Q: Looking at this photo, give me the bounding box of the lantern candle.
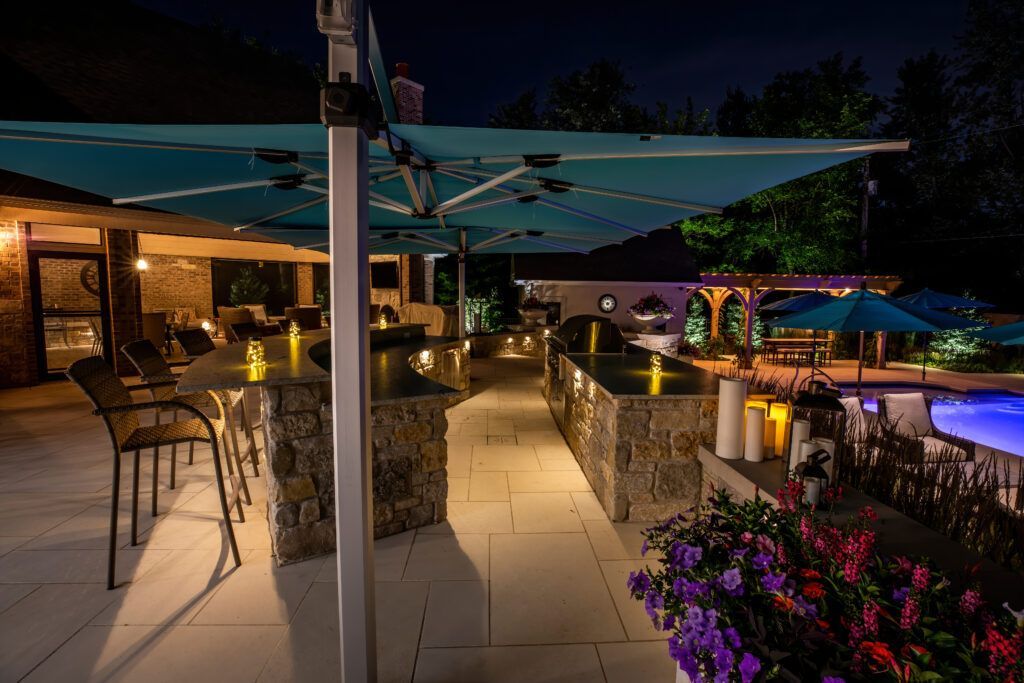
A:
[378,314,388,329]
[246,336,266,368]
[649,353,662,375]
[289,320,301,338]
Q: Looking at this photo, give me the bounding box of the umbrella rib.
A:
[398,165,427,214]
[423,172,447,229]
[111,176,319,205]
[429,164,531,216]
[469,230,521,252]
[369,199,414,215]
[368,191,414,215]
[433,190,549,217]
[435,167,646,237]
[401,231,457,252]
[458,166,722,214]
[521,235,589,254]
[234,195,327,230]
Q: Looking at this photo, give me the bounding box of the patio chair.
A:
[66,356,242,589]
[173,328,216,359]
[877,392,975,463]
[284,305,322,330]
[217,306,281,343]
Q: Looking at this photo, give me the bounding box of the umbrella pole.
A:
[921,332,928,382]
[857,330,865,396]
[810,329,817,381]
[458,230,467,338]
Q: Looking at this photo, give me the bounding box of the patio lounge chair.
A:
[173,328,216,359]
[66,356,243,589]
[217,306,282,343]
[284,305,323,330]
[877,392,975,463]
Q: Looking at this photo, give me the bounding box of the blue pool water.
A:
[840,385,1024,457]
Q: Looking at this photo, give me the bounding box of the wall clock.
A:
[597,293,617,313]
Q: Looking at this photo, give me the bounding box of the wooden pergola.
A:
[683,272,903,368]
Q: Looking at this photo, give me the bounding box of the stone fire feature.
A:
[552,356,717,521]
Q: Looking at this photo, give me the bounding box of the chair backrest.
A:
[217,306,255,327]
[242,304,269,325]
[880,392,932,437]
[838,396,865,437]
[66,356,138,450]
[120,339,173,381]
[226,322,262,344]
[380,304,396,322]
[141,311,166,349]
[174,328,217,358]
[284,306,322,330]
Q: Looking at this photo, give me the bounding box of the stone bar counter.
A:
[177,324,469,564]
[545,350,718,521]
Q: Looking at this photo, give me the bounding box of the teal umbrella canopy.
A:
[976,321,1024,346]
[760,291,834,314]
[0,121,907,255]
[768,290,983,333]
[898,287,993,310]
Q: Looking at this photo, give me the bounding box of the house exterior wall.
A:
[528,282,698,334]
[0,221,36,387]
[296,263,314,305]
[37,257,102,310]
[138,254,212,318]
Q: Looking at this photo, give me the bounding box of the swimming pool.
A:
[838,384,1024,457]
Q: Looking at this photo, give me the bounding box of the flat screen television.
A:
[370,261,399,289]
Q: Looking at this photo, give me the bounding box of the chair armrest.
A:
[931,429,976,461]
[126,380,178,392]
[97,392,225,425]
[140,373,178,384]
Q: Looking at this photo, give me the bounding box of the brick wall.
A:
[296,263,313,305]
[139,254,212,318]
[0,221,36,387]
[37,257,103,311]
[105,229,143,375]
[390,75,424,124]
[369,254,401,310]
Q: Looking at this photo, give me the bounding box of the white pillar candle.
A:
[763,417,777,459]
[813,437,836,480]
[715,377,746,460]
[798,439,819,466]
[744,407,766,463]
[789,419,811,464]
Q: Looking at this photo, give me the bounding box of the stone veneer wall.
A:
[557,357,717,521]
[260,341,469,564]
[0,221,36,387]
[139,254,212,318]
[469,330,552,359]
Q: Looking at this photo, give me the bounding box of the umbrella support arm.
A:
[458,229,467,338]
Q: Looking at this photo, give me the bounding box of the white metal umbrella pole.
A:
[458,228,467,338]
[318,1,376,680]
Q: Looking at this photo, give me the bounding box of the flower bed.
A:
[628,484,1024,682]
[628,292,676,318]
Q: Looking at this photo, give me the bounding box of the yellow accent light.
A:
[378,314,388,329]
[135,258,148,271]
[650,353,662,375]
[246,337,266,369]
[289,320,301,338]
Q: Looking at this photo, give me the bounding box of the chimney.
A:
[390,62,424,124]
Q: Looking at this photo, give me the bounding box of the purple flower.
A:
[723,626,742,648]
[627,570,651,595]
[752,552,773,571]
[640,539,649,556]
[645,590,665,625]
[674,543,703,569]
[719,567,744,597]
[761,572,786,593]
[739,652,762,683]
[793,595,819,619]
[713,644,734,673]
[673,577,708,603]
[822,678,846,683]
[730,547,750,559]
[892,586,910,603]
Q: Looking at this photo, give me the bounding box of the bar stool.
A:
[66,356,243,589]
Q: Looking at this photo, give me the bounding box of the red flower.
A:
[773,595,795,612]
[802,582,826,599]
[859,641,898,672]
[859,506,878,522]
[799,569,821,580]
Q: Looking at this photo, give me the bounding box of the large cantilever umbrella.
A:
[0,121,907,333]
[760,291,834,380]
[976,321,1024,346]
[768,289,983,395]
[898,288,993,380]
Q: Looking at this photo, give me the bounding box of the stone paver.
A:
[0,357,673,682]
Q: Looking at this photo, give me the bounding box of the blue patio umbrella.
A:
[897,288,993,379]
[760,292,835,379]
[976,321,1024,346]
[768,289,983,395]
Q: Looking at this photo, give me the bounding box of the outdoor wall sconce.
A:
[650,353,662,375]
[246,336,266,369]
[378,314,388,329]
[135,258,148,271]
[289,320,301,338]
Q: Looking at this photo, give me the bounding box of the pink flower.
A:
[740,532,753,545]
[862,601,879,636]
[900,597,921,630]
[911,564,930,592]
[960,589,983,617]
[755,534,776,556]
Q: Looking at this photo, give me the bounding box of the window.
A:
[370,261,399,289]
[211,259,296,316]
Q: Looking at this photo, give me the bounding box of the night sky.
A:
[138,0,967,127]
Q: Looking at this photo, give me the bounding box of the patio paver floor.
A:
[0,356,673,682]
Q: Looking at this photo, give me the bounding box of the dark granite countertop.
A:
[697,446,1024,607]
[565,352,719,398]
[177,329,462,406]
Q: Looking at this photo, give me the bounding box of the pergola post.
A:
[875,331,888,369]
[320,2,377,680]
[699,287,732,340]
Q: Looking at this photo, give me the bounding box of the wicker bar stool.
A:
[173,329,261,482]
[66,356,243,589]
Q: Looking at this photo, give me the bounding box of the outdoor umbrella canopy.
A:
[0,121,908,256]
[898,287,993,310]
[760,291,835,380]
[976,321,1024,346]
[768,289,984,394]
[897,288,992,379]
